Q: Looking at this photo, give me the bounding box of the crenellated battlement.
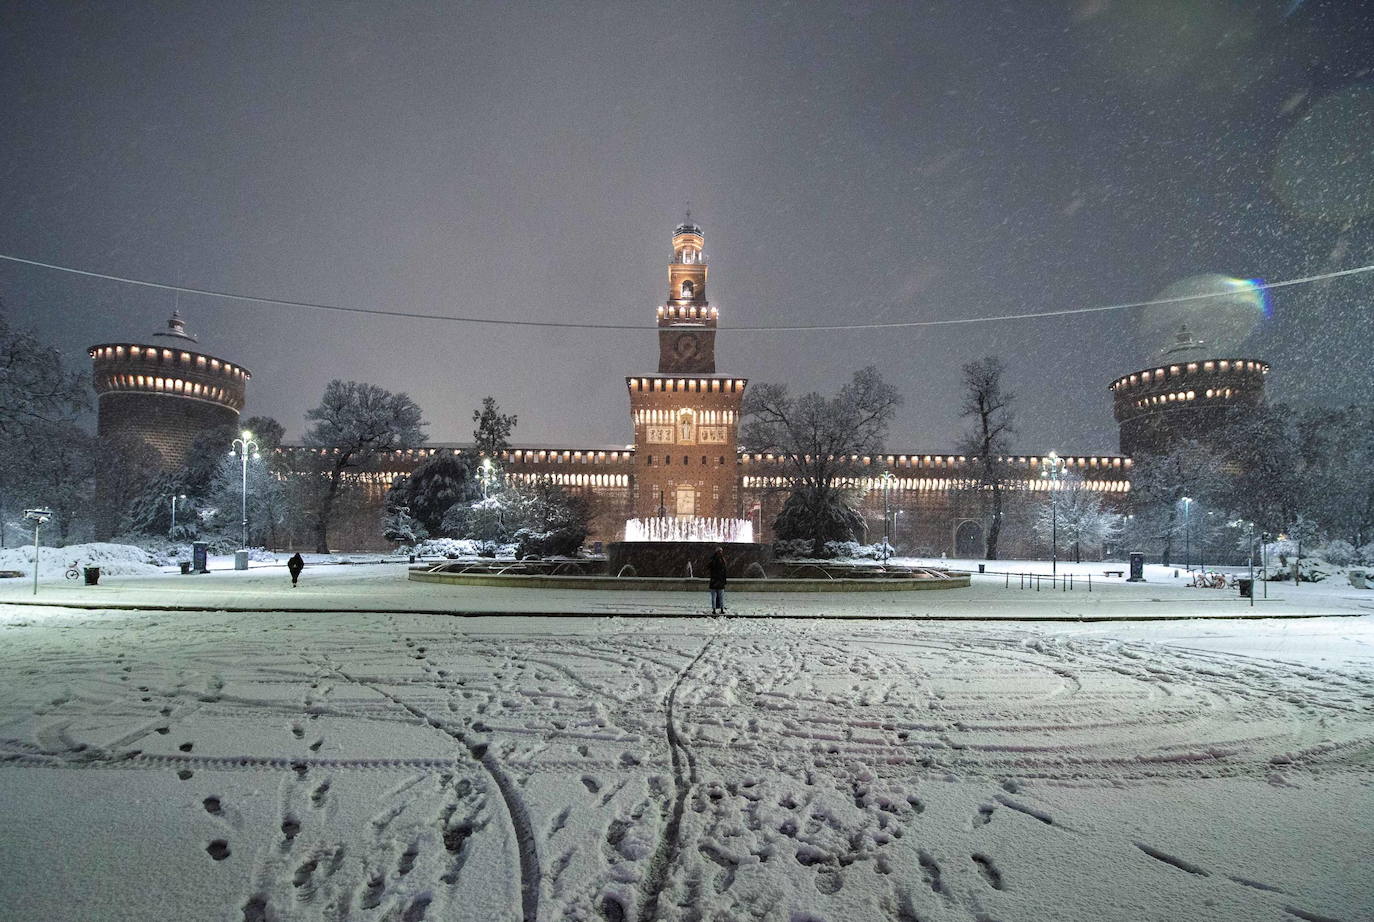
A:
[89,343,250,411]
[1109,356,1268,456]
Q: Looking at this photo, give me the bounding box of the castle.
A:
[91,221,1269,555]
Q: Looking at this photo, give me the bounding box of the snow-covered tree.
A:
[302,380,427,553]
[206,450,290,547]
[382,503,426,546]
[0,308,87,444]
[0,309,89,544]
[1,419,97,542]
[441,479,589,556]
[1127,440,1224,566]
[1031,473,1122,563]
[957,356,1015,560]
[742,366,901,557]
[385,454,480,537]
[772,488,865,553]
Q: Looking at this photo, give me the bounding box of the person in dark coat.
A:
[707,547,728,614]
[287,552,304,587]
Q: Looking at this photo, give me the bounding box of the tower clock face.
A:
[674,333,701,361]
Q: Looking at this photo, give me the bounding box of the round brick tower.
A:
[1109,325,1267,458]
[89,312,250,469]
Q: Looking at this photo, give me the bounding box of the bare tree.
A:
[303,381,427,553]
[958,356,1015,559]
[742,366,902,556]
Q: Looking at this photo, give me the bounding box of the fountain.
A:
[608,516,771,579]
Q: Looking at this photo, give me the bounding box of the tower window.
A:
[701,456,707,465]
[680,280,694,299]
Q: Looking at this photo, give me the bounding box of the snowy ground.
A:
[0,569,1371,921]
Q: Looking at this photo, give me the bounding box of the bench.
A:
[1103,570,1124,578]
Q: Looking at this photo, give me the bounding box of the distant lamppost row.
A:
[23,508,52,597]
[880,470,895,564]
[1040,451,1065,575]
[230,431,260,549]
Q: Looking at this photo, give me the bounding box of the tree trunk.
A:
[314,473,341,554]
[984,487,1002,560]
[1160,504,1177,567]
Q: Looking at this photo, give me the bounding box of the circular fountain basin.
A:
[607,540,772,579]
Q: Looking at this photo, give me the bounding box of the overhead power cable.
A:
[2,251,1371,333]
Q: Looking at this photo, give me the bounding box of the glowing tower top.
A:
[656,215,718,374]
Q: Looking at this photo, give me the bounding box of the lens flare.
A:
[1135,273,1267,357]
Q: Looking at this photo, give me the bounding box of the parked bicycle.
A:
[64,560,80,581]
[1189,570,1228,589]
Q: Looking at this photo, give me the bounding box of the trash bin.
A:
[978,564,985,573]
[179,561,191,575]
[234,550,249,571]
[1237,578,1253,598]
[1349,569,1367,589]
[83,566,100,585]
[408,554,416,564]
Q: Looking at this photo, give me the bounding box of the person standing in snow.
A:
[707,546,728,615]
[287,552,304,587]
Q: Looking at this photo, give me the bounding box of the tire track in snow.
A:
[317,658,542,922]
[638,636,715,922]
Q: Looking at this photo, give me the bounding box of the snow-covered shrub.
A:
[514,525,586,559]
[1263,539,1298,565]
[1318,540,1357,567]
[382,504,427,546]
[1360,543,1374,566]
[1264,558,1327,582]
[0,542,164,579]
[411,537,482,558]
[772,539,815,560]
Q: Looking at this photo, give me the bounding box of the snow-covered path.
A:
[0,605,1370,921]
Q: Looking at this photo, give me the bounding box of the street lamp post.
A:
[1181,496,1193,572]
[168,493,187,536]
[479,458,496,499]
[229,431,260,549]
[880,471,895,564]
[1040,452,1064,575]
[1247,521,1256,608]
[23,508,51,597]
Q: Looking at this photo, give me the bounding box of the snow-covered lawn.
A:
[0,574,1370,921]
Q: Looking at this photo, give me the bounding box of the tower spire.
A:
[657,220,715,373]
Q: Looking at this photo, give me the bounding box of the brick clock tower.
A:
[627,219,747,522]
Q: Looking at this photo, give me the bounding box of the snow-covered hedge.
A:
[772,539,895,561]
[1316,540,1358,567]
[409,537,483,558]
[0,542,164,579]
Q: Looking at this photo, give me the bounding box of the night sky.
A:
[4,1,1373,454]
